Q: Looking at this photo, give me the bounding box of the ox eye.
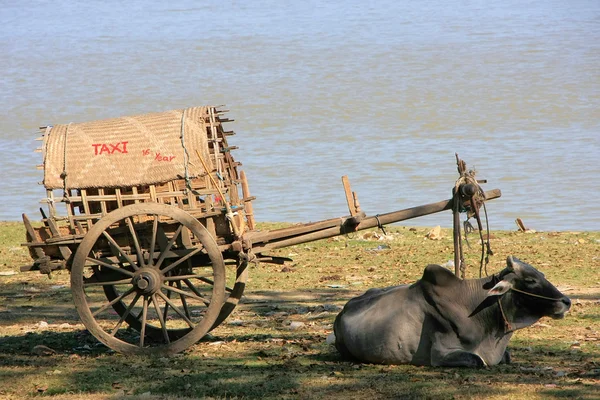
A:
[524,278,536,284]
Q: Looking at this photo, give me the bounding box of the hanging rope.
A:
[180,108,203,196]
[480,201,493,276]
[61,123,72,202]
[452,154,494,278]
[180,108,195,195]
[452,187,465,278]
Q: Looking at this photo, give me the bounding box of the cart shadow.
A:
[0,279,79,325]
[0,329,109,357]
[237,287,360,316]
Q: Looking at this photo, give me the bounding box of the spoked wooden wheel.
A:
[70,203,226,355]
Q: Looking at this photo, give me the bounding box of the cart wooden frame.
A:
[21,106,501,355]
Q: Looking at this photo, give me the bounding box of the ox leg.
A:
[334,341,359,361]
[500,349,511,364]
[432,349,486,368]
[430,332,486,367]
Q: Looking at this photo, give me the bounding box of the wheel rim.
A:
[211,259,249,331]
[70,203,226,355]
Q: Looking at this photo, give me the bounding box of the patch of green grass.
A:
[0,222,32,270]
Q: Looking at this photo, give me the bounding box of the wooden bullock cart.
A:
[21,106,501,355]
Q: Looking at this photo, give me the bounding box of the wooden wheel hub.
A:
[133,268,162,294]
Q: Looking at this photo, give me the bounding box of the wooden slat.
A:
[45,234,85,244]
[46,190,57,219]
[75,220,86,235]
[43,216,73,260]
[98,188,108,215]
[342,175,360,216]
[69,213,104,221]
[80,189,93,230]
[166,182,175,205]
[115,188,123,208]
[65,192,152,203]
[149,184,158,203]
[240,170,255,230]
[64,190,77,232]
[22,213,45,259]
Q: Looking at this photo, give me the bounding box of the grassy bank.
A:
[0,221,598,399]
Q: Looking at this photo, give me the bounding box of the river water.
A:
[1,1,599,231]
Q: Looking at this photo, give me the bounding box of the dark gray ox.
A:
[332,256,570,367]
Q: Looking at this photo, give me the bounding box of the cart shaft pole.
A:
[250,189,501,253]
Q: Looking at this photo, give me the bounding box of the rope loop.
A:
[239,250,257,264]
[497,286,564,333]
[510,286,564,302]
[374,214,387,236]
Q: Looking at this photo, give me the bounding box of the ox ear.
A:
[487,280,513,297]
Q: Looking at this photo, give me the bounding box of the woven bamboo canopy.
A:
[42,106,216,190]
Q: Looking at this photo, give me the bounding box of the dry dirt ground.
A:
[0,222,598,399]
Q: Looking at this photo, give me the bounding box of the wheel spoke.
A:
[176,280,191,319]
[103,230,140,271]
[163,282,210,306]
[160,247,203,275]
[111,292,141,336]
[192,275,233,292]
[139,296,149,348]
[183,278,212,301]
[126,217,145,268]
[151,294,170,344]
[148,215,158,266]
[92,287,136,318]
[84,278,132,287]
[154,225,183,270]
[156,291,195,328]
[86,257,135,277]
[164,274,213,281]
[163,281,173,322]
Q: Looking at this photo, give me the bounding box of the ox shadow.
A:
[2,343,596,399]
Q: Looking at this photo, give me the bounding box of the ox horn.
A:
[506,255,515,271]
[506,255,524,273]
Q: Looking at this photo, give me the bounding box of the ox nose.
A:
[561,297,571,309]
